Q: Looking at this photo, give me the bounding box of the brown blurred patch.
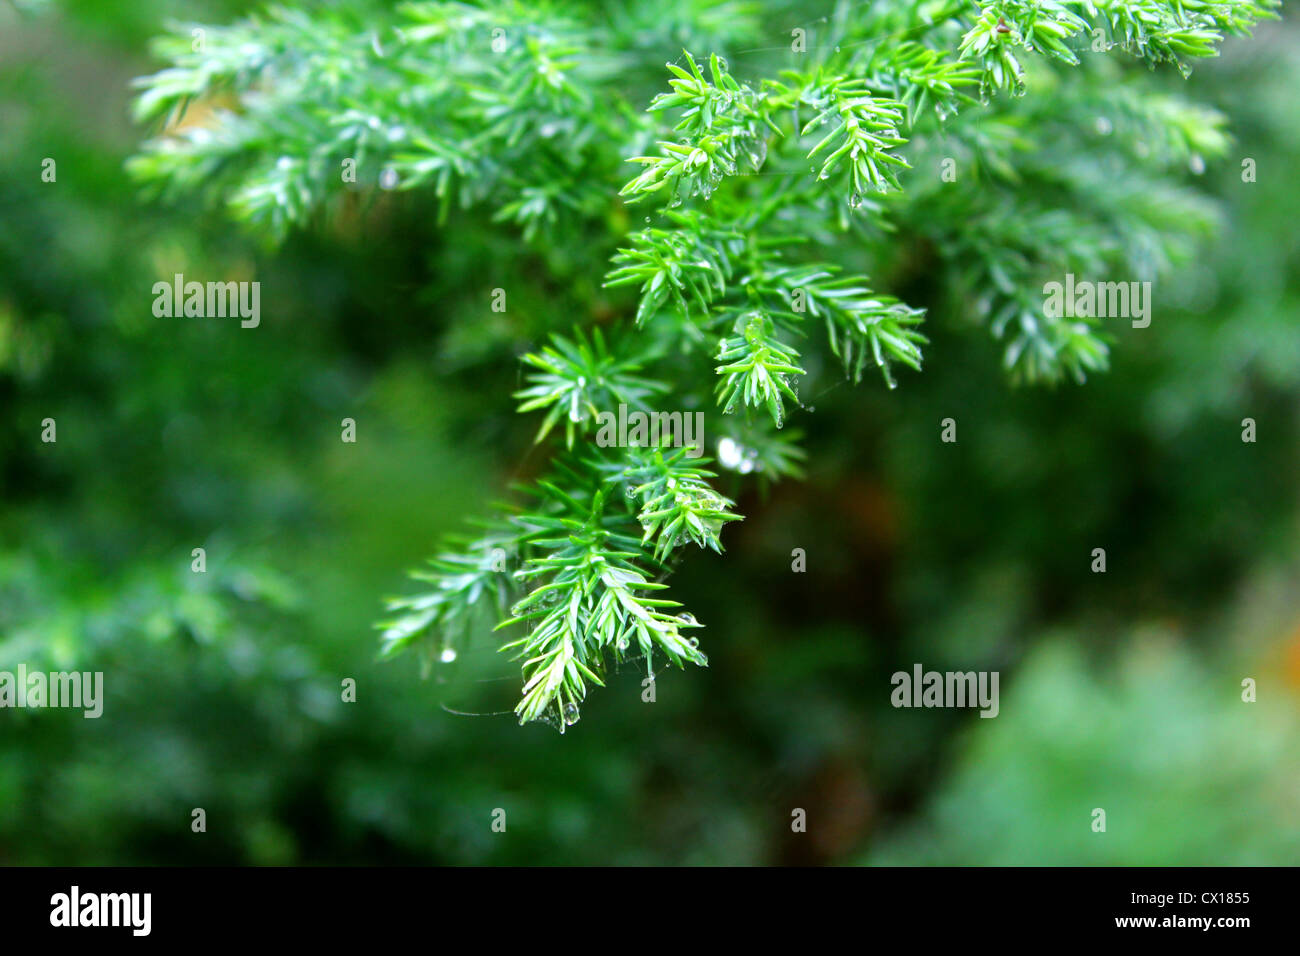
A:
[1281,618,1300,690]
[841,475,900,553]
[775,757,874,866]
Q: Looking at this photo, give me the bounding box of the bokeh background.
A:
[1,0,1298,865]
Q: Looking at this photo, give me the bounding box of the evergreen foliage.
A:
[129,0,1281,728]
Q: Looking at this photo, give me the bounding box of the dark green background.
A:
[1,0,1297,864]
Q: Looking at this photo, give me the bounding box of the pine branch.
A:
[598,445,743,559]
[127,0,1283,729]
[715,310,806,428]
[497,485,706,728]
[514,328,667,448]
[619,50,782,205]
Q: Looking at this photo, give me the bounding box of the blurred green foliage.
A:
[0,0,1297,864]
[869,634,1300,865]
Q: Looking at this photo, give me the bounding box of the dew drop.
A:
[562,701,580,726]
[439,647,457,663]
[717,436,743,470]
